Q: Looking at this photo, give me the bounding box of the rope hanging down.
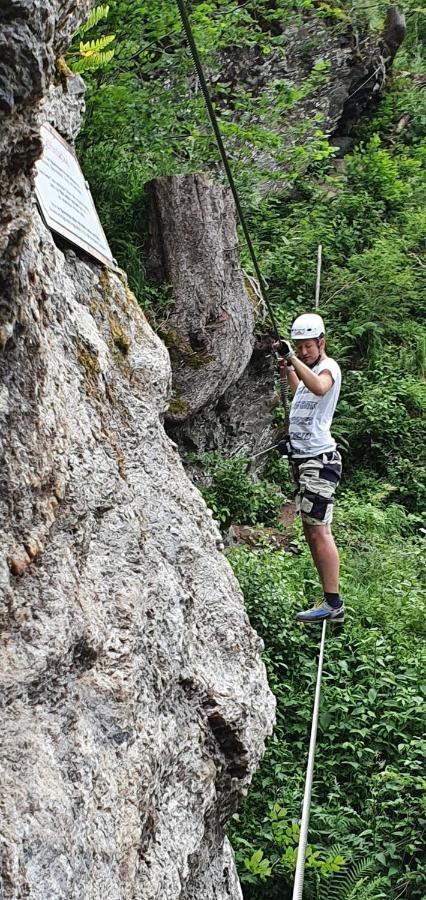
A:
[175,0,280,335]
[175,0,289,422]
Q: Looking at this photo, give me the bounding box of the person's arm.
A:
[287,365,300,394]
[291,356,333,396]
[278,359,299,394]
[277,340,334,396]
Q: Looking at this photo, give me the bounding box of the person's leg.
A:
[296,451,345,622]
[302,522,339,593]
[295,453,344,621]
[297,521,344,621]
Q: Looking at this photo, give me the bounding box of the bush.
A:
[194,452,285,527]
[228,495,425,899]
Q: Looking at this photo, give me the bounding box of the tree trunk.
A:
[146,174,256,421]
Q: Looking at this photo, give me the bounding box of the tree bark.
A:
[146,174,256,421]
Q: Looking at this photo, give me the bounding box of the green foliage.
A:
[241,802,346,886]
[244,848,273,882]
[228,493,425,898]
[345,135,413,208]
[79,4,111,35]
[264,452,295,496]
[193,452,284,527]
[68,5,115,73]
[318,856,389,899]
[72,0,344,304]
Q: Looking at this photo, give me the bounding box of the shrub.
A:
[228,495,425,899]
[194,452,285,527]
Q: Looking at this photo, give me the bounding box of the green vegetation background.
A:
[72,1,425,897]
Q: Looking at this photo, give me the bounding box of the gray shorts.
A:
[290,450,342,525]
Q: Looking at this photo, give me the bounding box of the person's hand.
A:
[272,338,295,359]
[277,438,289,456]
[279,339,293,358]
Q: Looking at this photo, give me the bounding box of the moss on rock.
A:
[159,326,215,368]
[76,343,101,398]
[109,313,130,355]
[168,392,189,417]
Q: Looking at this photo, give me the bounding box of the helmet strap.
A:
[308,353,321,369]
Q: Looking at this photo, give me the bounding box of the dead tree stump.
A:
[146,174,256,421]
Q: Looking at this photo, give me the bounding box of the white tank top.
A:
[289,357,341,457]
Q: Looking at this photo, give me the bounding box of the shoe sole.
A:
[296,614,329,623]
[296,610,345,624]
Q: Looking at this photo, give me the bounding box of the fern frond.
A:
[78,4,110,35]
[327,844,350,862]
[72,48,115,73]
[95,49,115,67]
[344,856,378,885]
[67,4,115,74]
[79,35,115,57]
[352,875,388,900]
[319,856,379,900]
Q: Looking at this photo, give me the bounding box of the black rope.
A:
[175,0,281,340]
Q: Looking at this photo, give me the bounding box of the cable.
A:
[292,620,327,899]
[175,0,281,340]
[345,62,385,102]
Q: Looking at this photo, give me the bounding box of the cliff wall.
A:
[0,3,275,897]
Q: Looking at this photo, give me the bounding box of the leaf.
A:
[79,4,110,35]
[79,35,115,56]
[251,849,263,866]
[72,49,115,73]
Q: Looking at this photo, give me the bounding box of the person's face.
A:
[295,337,324,365]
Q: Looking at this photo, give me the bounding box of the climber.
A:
[275,313,344,623]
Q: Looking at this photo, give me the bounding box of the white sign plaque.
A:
[35,123,117,270]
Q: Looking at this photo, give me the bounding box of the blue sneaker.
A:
[296,600,345,623]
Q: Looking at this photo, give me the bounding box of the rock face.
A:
[0,3,275,898]
[0,0,94,346]
[172,338,280,463]
[215,6,406,168]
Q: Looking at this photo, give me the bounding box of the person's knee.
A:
[304,523,331,546]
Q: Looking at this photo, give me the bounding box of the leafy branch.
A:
[67,4,116,73]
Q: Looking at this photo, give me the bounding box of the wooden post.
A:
[315,245,322,310]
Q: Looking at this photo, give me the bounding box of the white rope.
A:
[251,441,282,458]
[292,620,327,900]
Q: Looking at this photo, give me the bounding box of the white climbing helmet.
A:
[291,313,325,340]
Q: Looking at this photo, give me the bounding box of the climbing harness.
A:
[292,620,327,899]
[174,0,290,429]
